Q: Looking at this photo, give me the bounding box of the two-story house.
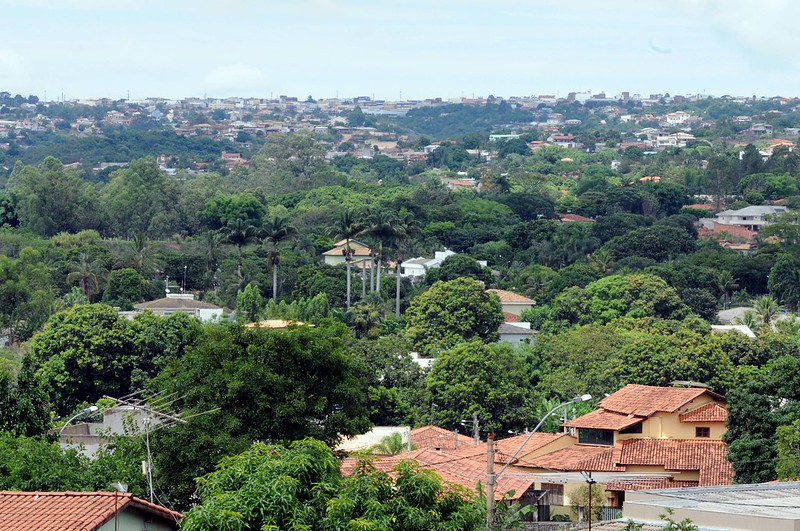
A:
[713,205,789,232]
[516,384,732,518]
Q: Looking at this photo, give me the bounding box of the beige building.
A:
[322,239,373,266]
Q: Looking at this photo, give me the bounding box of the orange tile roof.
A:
[411,425,475,451]
[503,312,520,323]
[680,403,728,423]
[618,439,733,486]
[487,289,536,304]
[699,222,757,242]
[526,445,625,472]
[0,491,182,531]
[322,243,373,256]
[604,478,698,491]
[598,385,714,417]
[563,409,644,431]
[558,213,595,223]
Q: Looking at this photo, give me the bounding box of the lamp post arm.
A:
[59,406,98,435]
[496,396,586,478]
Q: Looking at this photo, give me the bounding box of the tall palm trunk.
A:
[376,255,382,294]
[370,252,375,293]
[272,259,279,303]
[346,259,352,309]
[361,259,367,299]
[395,252,402,318]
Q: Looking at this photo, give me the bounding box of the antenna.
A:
[103,391,219,503]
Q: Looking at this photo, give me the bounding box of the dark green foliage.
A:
[426,254,492,284]
[405,277,503,354]
[604,225,695,261]
[149,322,371,506]
[427,341,535,435]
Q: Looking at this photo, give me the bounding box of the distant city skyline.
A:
[2,1,799,101]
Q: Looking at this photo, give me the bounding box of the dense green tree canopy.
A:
[404,277,503,354]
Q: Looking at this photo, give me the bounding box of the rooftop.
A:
[0,491,182,531]
[598,384,717,417]
[134,296,221,310]
[486,288,536,304]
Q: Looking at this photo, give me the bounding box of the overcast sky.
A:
[1,0,798,101]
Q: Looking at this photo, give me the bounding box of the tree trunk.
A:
[272,261,278,302]
[376,257,382,294]
[361,259,366,299]
[396,253,402,319]
[346,260,352,309]
[370,255,375,293]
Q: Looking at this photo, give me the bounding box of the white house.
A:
[498,322,535,345]
[399,250,458,278]
[714,205,789,232]
[132,293,223,322]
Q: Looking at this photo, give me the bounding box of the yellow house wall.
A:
[615,397,727,442]
[518,435,577,461]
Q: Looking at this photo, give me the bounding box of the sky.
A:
[1,0,799,102]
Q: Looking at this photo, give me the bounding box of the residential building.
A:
[713,205,789,232]
[487,288,536,316]
[519,384,732,517]
[498,321,535,344]
[131,293,224,322]
[322,239,373,266]
[0,491,181,530]
[399,250,457,278]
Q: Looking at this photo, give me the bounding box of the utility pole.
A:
[486,433,495,531]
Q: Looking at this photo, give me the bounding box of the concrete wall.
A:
[97,506,178,531]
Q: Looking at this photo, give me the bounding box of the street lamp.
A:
[486,394,592,530]
[59,405,99,435]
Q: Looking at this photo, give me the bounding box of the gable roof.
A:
[597,384,717,417]
[680,402,728,423]
[563,409,643,431]
[134,297,221,310]
[524,439,733,487]
[486,289,535,304]
[410,425,474,451]
[0,491,182,531]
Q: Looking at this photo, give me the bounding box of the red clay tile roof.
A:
[604,478,698,491]
[699,222,757,242]
[341,447,533,500]
[617,439,733,486]
[598,385,714,417]
[526,444,625,472]
[487,289,536,304]
[523,438,732,487]
[680,403,728,423]
[411,425,475,451]
[503,312,520,323]
[0,491,182,531]
[558,213,595,223]
[563,409,644,431]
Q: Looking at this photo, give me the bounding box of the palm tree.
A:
[589,248,614,274]
[754,295,780,326]
[393,211,421,318]
[734,309,761,331]
[260,215,297,302]
[124,231,161,277]
[67,252,108,301]
[331,209,363,309]
[203,230,224,283]
[362,209,397,295]
[372,432,410,455]
[224,218,257,288]
[712,270,738,309]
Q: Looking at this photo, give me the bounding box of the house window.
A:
[619,422,643,434]
[696,427,710,438]
[578,428,614,446]
[540,483,564,505]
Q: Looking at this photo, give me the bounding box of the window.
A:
[696,427,710,438]
[619,422,643,434]
[578,428,614,446]
[540,483,564,505]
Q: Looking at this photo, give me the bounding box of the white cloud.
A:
[202,64,268,95]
